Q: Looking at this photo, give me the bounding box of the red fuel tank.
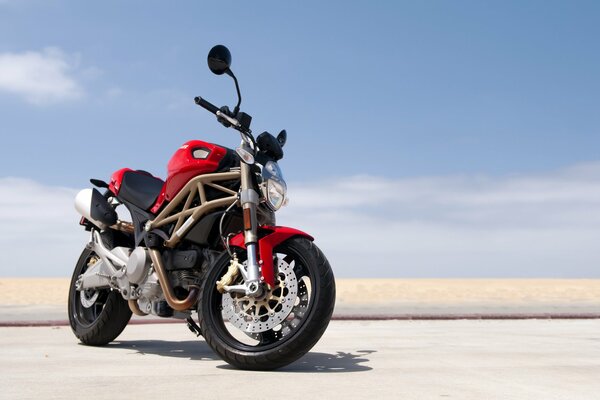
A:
[165,140,229,199]
[148,140,233,214]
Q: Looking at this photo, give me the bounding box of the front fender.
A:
[229,226,314,287]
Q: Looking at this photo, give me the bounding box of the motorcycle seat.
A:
[118,170,165,211]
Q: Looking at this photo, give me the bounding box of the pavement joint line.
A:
[2,313,600,327]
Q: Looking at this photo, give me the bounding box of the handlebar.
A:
[194,95,253,142]
[194,96,219,115]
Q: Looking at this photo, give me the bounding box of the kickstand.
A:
[186,317,202,337]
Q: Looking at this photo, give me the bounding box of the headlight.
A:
[261,161,287,211]
[265,179,287,210]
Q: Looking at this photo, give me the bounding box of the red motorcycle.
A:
[70,45,336,370]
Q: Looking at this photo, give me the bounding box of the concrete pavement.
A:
[1,319,599,399]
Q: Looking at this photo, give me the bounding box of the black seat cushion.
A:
[119,171,164,210]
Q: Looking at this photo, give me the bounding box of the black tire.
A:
[198,237,336,370]
[68,248,132,346]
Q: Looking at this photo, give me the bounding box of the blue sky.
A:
[1,1,599,277]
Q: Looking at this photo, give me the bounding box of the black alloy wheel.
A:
[68,248,132,346]
[198,237,336,370]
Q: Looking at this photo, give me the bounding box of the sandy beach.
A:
[2,278,600,306]
[1,278,599,321]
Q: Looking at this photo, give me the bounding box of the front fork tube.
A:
[231,161,263,296]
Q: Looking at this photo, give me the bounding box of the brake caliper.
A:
[216,254,241,293]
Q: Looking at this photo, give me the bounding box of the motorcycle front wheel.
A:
[198,237,336,370]
[68,248,132,346]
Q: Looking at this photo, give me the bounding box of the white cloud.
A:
[0,47,84,105]
[1,163,600,277]
[0,178,88,276]
[279,162,600,278]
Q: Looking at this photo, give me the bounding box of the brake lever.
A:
[216,110,241,129]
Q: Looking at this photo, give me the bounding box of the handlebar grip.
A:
[194,96,219,115]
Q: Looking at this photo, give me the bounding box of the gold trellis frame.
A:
[148,170,241,248]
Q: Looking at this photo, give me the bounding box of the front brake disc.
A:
[221,257,298,333]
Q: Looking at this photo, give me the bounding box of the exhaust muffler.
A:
[74,188,118,229]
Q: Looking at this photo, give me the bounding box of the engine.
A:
[76,230,204,318]
[74,185,211,317]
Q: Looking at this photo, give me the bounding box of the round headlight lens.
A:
[261,161,287,211]
[266,179,287,210]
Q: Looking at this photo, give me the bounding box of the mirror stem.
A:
[226,69,242,115]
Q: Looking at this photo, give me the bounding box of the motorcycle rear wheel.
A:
[198,237,336,370]
[68,248,132,346]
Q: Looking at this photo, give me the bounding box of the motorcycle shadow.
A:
[218,350,375,373]
[106,339,220,361]
[285,350,375,373]
[107,340,374,372]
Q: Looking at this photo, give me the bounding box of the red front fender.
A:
[229,226,314,287]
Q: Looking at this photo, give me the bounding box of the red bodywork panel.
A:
[109,168,165,204]
[150,140,228,213]
[229,226,314,287]
[107,141,228,214]
[108,167,134,195]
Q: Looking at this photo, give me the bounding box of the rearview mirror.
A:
[207,45,232,75]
